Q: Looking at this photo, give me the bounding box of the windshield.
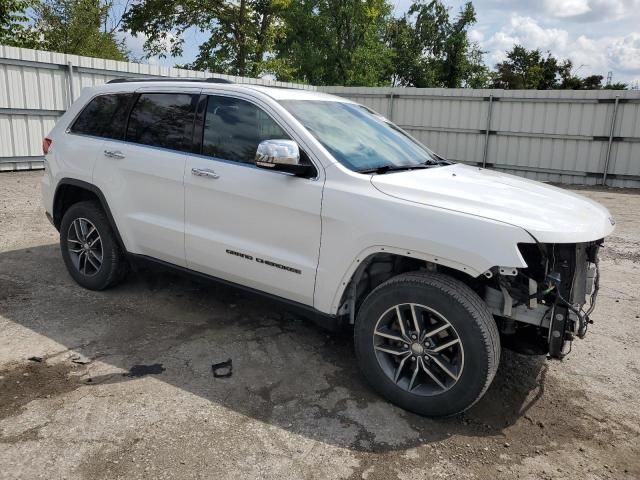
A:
[279,100,442,172]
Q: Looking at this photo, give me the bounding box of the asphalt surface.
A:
[1,171,639,479]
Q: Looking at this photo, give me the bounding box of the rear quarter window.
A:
[70,93,133,139]
[125,93,197,152]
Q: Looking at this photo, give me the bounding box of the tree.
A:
[119,0,488,86]
[464,43,491,88]
[437,1,477,87]
[122,0,286,77]
[32,0,128,60]
[386,1,487,88]
[274,0,393,85]
[386,17,419,86]
[0,0,39,48]
[582,75,604,89]
[557,58,582,89]
[492,46,560,89]
[604,82,628,90]
[493,46,628,90]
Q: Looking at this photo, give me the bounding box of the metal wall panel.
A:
[0,45,315,171]
[321,86,640,188]
[2,45,639,186]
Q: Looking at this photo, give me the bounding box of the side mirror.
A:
[255,139,314,177]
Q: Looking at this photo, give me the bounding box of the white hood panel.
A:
[371,164,615,243]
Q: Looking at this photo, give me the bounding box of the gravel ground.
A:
[1,171,639,480]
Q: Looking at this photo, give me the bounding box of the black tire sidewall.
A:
[59,202,121,290]
[355,278,494,417]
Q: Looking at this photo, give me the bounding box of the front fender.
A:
[326,240,530,315]
[313,172,535,315]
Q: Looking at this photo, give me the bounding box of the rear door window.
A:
[125,93,197,152]
[70,93,133,139]
[202,96,290,164]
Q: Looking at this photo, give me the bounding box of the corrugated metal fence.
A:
[0,45,315,171]
[1,46,639,187]
[320,87,640,188]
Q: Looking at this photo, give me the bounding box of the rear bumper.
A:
[41,167,55,228]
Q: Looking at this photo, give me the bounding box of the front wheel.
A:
[354,271,500,417]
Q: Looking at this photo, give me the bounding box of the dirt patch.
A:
[0,361,82,420]
[0,278,29,302]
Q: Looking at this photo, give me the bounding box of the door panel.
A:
[63,93,135,185]
[92,91,198,267]
[94,141,187,266]
[184,95,322,306]
[185,158,322,305]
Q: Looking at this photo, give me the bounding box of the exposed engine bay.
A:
[484,241,602,358]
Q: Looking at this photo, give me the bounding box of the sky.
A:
[120,0,640,87]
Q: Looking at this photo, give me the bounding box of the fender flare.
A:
[53,178,127,253]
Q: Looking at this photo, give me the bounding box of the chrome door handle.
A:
[191,168,220,179]
[104,149,125,159]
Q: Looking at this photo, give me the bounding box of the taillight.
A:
[42,137,52,155]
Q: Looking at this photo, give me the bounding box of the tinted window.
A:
[126,93,196,152]
[202,96,290,163]
[71,93,133,139]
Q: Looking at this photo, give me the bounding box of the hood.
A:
[371,163,615,243]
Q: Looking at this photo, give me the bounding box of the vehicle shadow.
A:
[0,243,549,453]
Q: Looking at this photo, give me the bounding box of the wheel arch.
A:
[53,178,127,253]
[330,246,484,320]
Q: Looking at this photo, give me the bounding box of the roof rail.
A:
[106,77,234,84]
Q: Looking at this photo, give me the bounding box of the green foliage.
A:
[581,75,604,89]
[387,1,488,88]
[0,0,39,47]
[30,0,128,60]
[465,43,492,88]
[0,0,128,59]
[274,0,393,85]
[493,46,559,89]
[604,82,628,90]
[492,46,628,90]
[122,0,286,77]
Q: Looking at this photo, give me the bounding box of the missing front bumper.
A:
[484,241,601,358]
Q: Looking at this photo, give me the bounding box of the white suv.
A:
[41,79,615,416]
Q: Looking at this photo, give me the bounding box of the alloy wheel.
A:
[372,303,464,396]
[67,217,103,277]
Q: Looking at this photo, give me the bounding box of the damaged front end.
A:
[484,241,602,359]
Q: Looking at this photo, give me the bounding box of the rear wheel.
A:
[59,201,128,290]
[354,271,500,416]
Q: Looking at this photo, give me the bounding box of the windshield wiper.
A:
[358,164,430,175]
[430,153,453,165]
[358,155,453,174]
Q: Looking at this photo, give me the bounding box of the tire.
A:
[59,200,129,290]
[354,271,500,417]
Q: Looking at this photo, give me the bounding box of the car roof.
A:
[231,84,348,102]
[92,80,352,103]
